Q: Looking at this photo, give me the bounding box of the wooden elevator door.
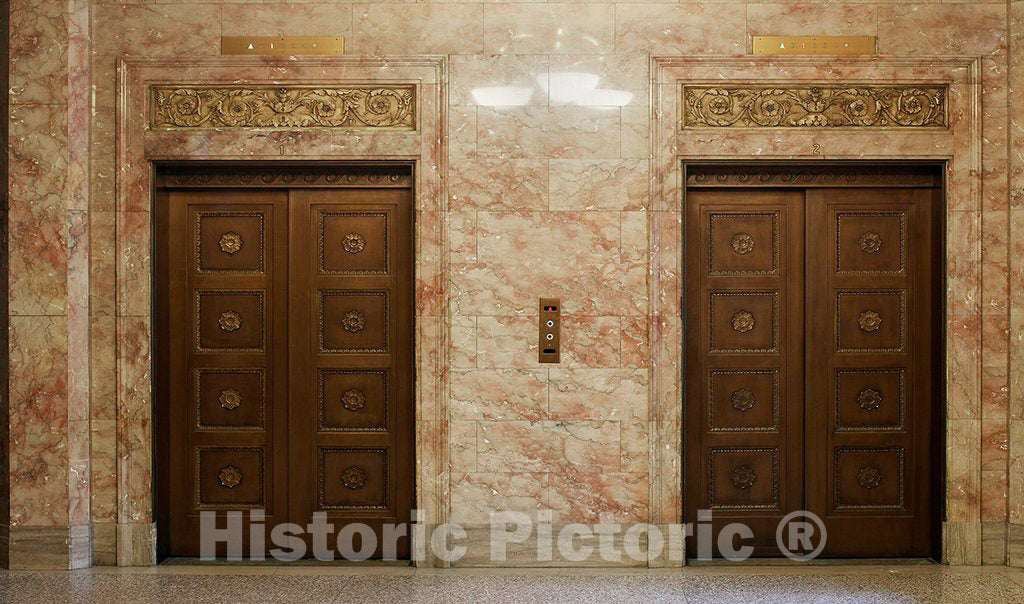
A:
[685,176,940,558]
[158,167,414,558]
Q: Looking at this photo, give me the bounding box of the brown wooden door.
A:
[164,189,291,555]
[288,188,414,558]
[684,175,940,559]
[685,189,806,556]
[805,187,939,557]
[159,169,414,558]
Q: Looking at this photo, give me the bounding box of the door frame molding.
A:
[651,56,985,564]
[113,57,448,565]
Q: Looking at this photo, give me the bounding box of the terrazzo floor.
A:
[1,564,1023,603]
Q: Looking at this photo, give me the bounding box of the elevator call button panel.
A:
[539,298,561,364]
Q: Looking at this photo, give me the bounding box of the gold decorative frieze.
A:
[681,85,947,129]
[151,86,416,130]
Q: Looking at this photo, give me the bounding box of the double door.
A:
[685,179,940,557]
[157,167,414,557]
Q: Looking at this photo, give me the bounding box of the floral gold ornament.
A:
[682,85,947,128]
[341,466,367,489]
[218,232,243,254]
[858,310,882,332]
[857,466,882,490]
[731,310,755,333]
[342,388,366,411]
[731,465,757,489]
[342,310,367,333]
[219,388,242,410]
[218,465,242,488]
[731,232,755,255]
[218,310,242,332]
[857,387,882,412]
[342,233,367,254]
[731,389,756,412]
[858,231,883,254]
[151,86,416,130]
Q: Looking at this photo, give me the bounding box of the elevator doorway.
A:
[683,163,943,558]
[154,163,415,558]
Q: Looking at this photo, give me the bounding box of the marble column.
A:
[3,0,91,569]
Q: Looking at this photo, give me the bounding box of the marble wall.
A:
[2,0,1021,567]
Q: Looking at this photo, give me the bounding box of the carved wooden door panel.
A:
[805,188,939,557]
[288,188,414,558]
[163,189,291,555]
[685,190,806,556]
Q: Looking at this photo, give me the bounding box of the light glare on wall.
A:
[471,86,534,107]
[543,72,634,107]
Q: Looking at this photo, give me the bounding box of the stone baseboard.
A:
[116,522,156,566]
[1008,523,1024,567]
[943,521,982,565]
[442,524,685,568]
[3,524,93,569]
[982,521,1007,565]
[93,522,117,566]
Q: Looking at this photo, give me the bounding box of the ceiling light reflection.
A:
[470,86,534,107]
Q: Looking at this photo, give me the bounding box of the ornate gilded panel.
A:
[681,85,947,129]
[151,86,416,130]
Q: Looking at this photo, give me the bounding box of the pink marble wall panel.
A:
[614,4,746,55]
[8,0,68,105]
[746,3,877,39]
[352,4,484,55]
[878,4,1006,56]
[484,4,614,55]
[7,316,69,526]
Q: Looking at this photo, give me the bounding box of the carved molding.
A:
[731,389,756,412]
[160,165,413,188]
[218,388,242,410]
[151,85,416,130]
[218,310,242,332]
[343,233,367,254]
[218,465,243,488]
[342,388,366,411]
[681,85,947,129]
[687,164,942,188]
[730,466,757,489]
[219,232,243,254]
[731,232,755,255]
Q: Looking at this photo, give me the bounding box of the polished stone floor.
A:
[1,564,1023,603]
